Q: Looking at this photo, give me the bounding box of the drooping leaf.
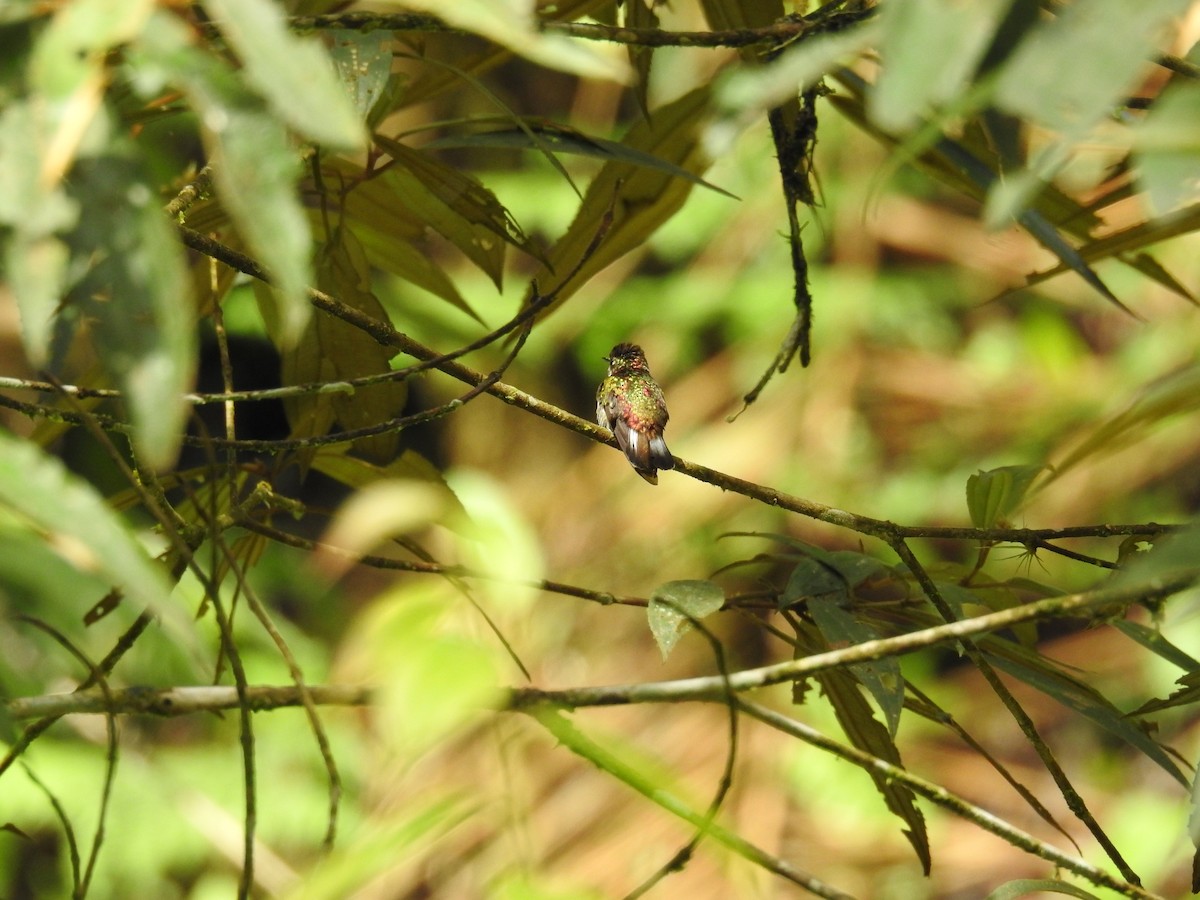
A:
[800,621,930,874]
[648,579,725,660]
[279,229,408,463]
[374,135,543,284]
[526,87,726,313]
[985,642,1188,786]
[1046,368,1200,488]
[204,0,365,151]
[386,0,630,84]
[809,591,905,737]
[0,432,171,614]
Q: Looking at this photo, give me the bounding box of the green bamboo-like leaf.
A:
[804,629,930,874]
[390,0,629,84]
[525,86,724,313]
[426,124,737,198]
[1111,618,1200,672]
[985,643,1188,786]
[648,579,725,660]
[1127,671,1200,718]
[374,136,542,284]
[0,101,75,366]
[809,592,905,737]
[134,11,314,346]
[204,0,365,151]
[0,432,171,613]
[1046,367,1200,487]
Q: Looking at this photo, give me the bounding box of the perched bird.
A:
[596,343,674,485]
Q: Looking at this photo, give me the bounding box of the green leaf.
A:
[994,0,1192,138]
[809,592,905,737]
[985,645,1188,786]
[966,465,1045,528]
[1133,80,1200,216]
[133,10,314,346]
[871,0,1008,133]
[393,0,630,84]
[984,879,1100,900]
[648,579,725,660]
[374,136,540,286]
[204,0,365,151]
[65,143,195,470]
[1111,618,1200,672]
[279,230,408,463]
[802,622,930,875]
[426,124,737,199]
[0,432,171,614]
[327,28,394,126]
[527,86,724,314]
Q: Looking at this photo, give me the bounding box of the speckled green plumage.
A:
[596,343,673,485]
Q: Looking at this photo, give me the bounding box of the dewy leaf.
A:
[0,432,171,613]
[204,0,365,151]
[66,144,195,470]
[133,11,314,346]
[327,28,394,125]
[648,579,725,660]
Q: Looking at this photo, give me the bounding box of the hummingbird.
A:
[596,343,674,485]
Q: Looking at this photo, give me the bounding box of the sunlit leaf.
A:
[870,0,1007,132]
[1133,80,1200,216]
[381,0,629,84]
[647,579,725,660]
[0,432,171,613]
[994,0,1192,138]
[205,0,365,150]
